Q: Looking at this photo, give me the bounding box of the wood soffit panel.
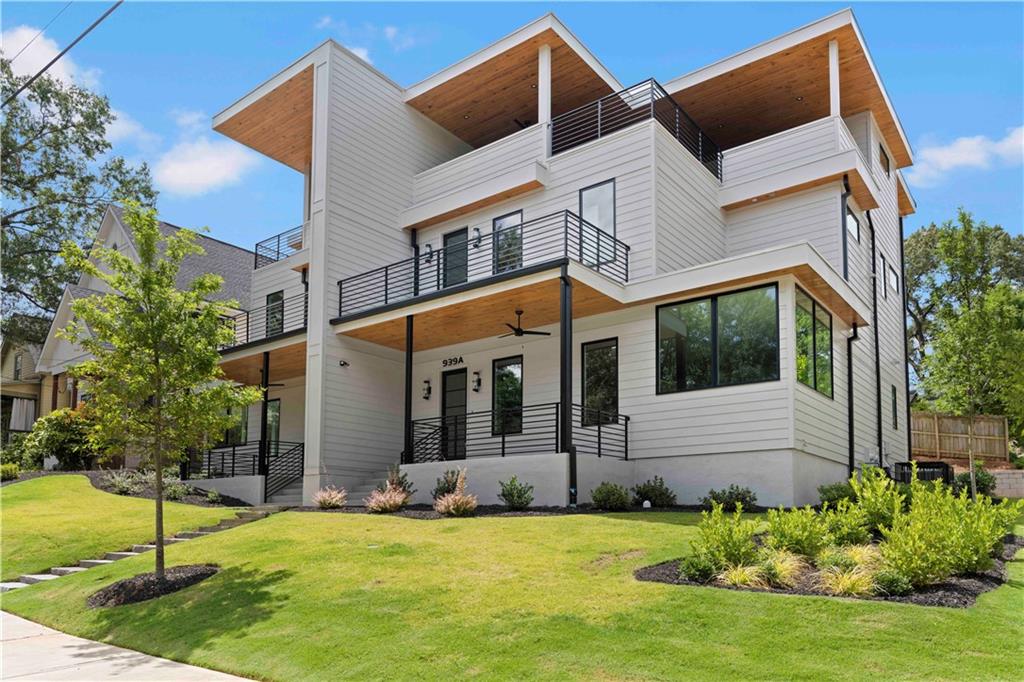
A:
[219,341,307,386]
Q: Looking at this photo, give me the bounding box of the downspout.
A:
[867,210,884,466]
[847,323,859,475]
[410,229,420,297]
[898,216,913,460]
[841,175,851,279]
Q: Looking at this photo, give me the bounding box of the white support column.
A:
[828,39,840,117]
[538,43,551,124]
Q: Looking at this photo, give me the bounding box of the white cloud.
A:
[170,108,207,134]
[383,25,418,52]
[107,109,162,152]
[154,137,259,197]
[345,46,372,64]
[907,126,1024,188]
[314,15,333,30]
[1,25,100,88]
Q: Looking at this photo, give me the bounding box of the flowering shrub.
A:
[364,482,409,513]
[434,468,477,517]
[431,470,460,501]
[313,485,348,509]
[377,465,416,497]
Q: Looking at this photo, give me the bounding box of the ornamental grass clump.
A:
[431,470,460,500]
[105,469,141,495]
[364,482,409,513]
[717,564,768,589]
[817,566,875,597]
[434,468,477,517]
[766,506,829,557]
[313,485,348,509]
[758,548,806,588]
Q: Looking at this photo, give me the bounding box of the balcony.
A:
[221,292,308,352]
[254,224,305,269]
[337,210,629,320]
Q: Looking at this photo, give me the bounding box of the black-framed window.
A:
[579,179,616,265]
[221,405,249,446]
[443,227,469,288]
[846,207,860,242]
[891,385,898,430]
[795,288,834,398]
[12,354,21,381]
[879,145,891,177]
[493,211,523,274]
[888,266,899,295]
[492,355,523,435]
[879,254,887,300]
[582,338,617,426]
[266,291,284,336]
[657,283,779,394]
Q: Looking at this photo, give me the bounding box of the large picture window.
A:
[657,284,779,394]
[492,355,523,435]
[582,338,617,426]
[795,288,833,398]
[493,211,523,274]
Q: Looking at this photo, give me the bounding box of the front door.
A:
[443,228,468,288]
[441,369,467,460]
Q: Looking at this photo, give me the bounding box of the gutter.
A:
[867,210,884,466]
[847,322,859,475]
[898,216,913,460]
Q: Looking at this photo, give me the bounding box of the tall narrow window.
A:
[223,405,248,446]
[891,385,898,430]
[580,180,615,265]
[657,284,779,393]
[443,227,469,288]
[493,211,523,274]
[879,145,891,177]
[492,355,523,435]
[879,254,888,300]
[582,338,617,426]
[888,266,900,295]
[846,208,860,242]
[266,291,284,336]
[796,288,834,398]
[12,354,22,381]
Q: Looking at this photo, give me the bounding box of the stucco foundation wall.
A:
[576,456,636,504]
[791,450,849,506]
[191,476,263,506]
[402,453,569,506]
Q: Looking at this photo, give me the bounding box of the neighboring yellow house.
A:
[1,339,44,443]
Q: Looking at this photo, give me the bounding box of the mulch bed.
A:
[290,503,712,519]
[635,534,1024,608]
[0,470,248,507]
[87,564,220,608]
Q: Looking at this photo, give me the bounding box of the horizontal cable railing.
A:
[338,210,629,318]
[404,403,561,464]
[221,292,308,351]
[188,440,303,479]
[551,78,722,180]
[254,224,305,269]
[572,404,629,460]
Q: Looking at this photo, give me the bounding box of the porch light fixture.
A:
[422,379,432,400]
[338,360,350,368]
[472,371,482,392]
[472,228,481,248]
[424,244,433,263]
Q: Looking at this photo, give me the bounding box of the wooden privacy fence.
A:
[911,412,1009,462]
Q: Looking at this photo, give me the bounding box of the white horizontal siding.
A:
[721,117,839,186]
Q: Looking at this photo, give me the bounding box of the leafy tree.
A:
[905,210,1024,386]
[59,203,260,579]
[1,58,156,345]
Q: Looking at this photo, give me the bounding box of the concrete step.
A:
[0,582,29,592]
[235,510,270,520]
[215,518,250,527]
[104,551,140,561]
[251,505,286,512]
[19,574,60,584]
[166,537,190,544]
[266,495,301,505]
[79,559,114,568]
[50,567,88,576]
[174,531,211,539]
[131,544,157,553]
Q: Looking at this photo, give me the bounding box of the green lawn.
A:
[2,490,1021,681]
[0,475,238,580]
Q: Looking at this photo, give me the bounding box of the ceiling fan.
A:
[499,309,551,338]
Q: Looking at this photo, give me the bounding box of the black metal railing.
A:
[893,461,954,485]
[338,210,628,319]
[188,440,304,499]
[402,402,629,463]
[551,78,722,180]
[221,292,308,351]
[254,225,305,268]
[572,404,629,460]
[265,441,304,498]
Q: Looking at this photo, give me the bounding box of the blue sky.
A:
[4,2,1022,248]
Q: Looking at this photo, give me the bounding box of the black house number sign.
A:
[441,356,464,368]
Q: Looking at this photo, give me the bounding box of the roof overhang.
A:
[404,14,621,148]
[663,9,913,168]
[896,170,917,216]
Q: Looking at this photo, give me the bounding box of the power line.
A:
[8,1,74,64]
[2,0,123,109]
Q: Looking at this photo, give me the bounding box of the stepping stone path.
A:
[0,506,284,593]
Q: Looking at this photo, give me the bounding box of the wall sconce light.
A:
[424,244,433,263]
[422,379,432,400]
[472,371,482,392]
[472,227,482,248]
[338,360,350,368]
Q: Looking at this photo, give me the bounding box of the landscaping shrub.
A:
[313,485,348,509]
[1,462,19,481]
[434,469,477,517]
[631,476,677,507]
[21,408,97,471]
[873,568,912,596]
[850,465,904,533]
[1,433,30,468]
[845,544,883,571]
[818,481,856,506]
[680,553,717,583]
[498,476,534,511]
[205,489,222,504]
[377,465,416,497]
[105,470,141,495]
[690,502,759,569]
[766,506,829,557]
[701,484,757,512]
[364,482,409,513]
[591,482,631,511]
[821,498,871,546]
[954,465,997,497]
[717,564,767,589]
[164,481,191,501]
[879,481,960,587]
[815,547,858,572]
[817,567,875,597]
[431,470,460,501]
[758,548,805,588]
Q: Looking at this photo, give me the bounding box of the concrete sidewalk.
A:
[1,611,249,680]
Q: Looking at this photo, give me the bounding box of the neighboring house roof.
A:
[107,205,253,306]
[0,341,43,384]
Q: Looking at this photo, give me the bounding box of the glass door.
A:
[442,228,468,288]
[441,369,467,460]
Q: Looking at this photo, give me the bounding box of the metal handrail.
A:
[265,442,305,498]
[550,78,722,180]
[220,292,308,351]
[190,440,303,479]
[254,225,305,268]
[337,210,629,319]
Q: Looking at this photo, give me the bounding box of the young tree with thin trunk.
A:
[60,203,260,579]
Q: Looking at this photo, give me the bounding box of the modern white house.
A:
[37,9,916,507]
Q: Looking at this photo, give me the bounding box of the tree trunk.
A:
[968,415,977,501]
[154,394,165,581]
